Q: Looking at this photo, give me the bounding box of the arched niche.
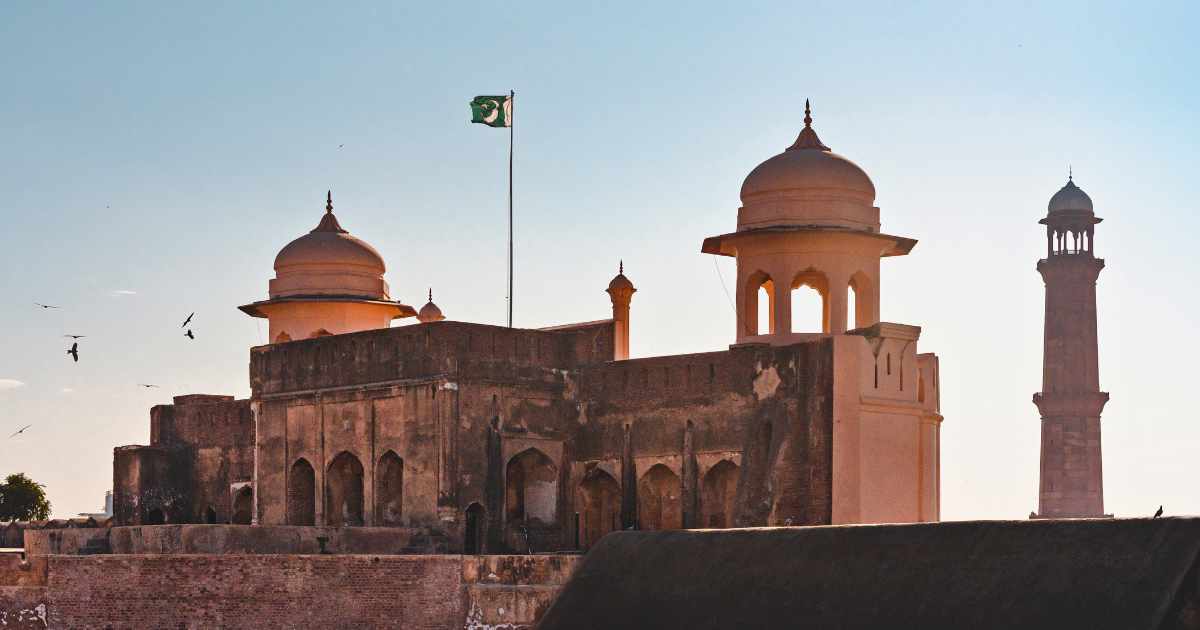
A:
[376,451,404,526]
[288,458,316,526]
[326,451,364,526]
[576,468,621,548]
[638,464,682,531]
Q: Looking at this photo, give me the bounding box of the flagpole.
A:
[508,89,514,328]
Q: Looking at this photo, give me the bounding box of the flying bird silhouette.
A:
[185,329,195,340]
[181,312,194,328]
[8,424,32,438]
[1154,505,1164,519]
[63,334,86,339]
[67,342,79,362]
[34,302,59,309]
[137,384,159,388]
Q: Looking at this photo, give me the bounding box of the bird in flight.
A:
[34,302,59,309]
[185,329,195,340]
[1154,505,1164,519]
[8,424,32,438]
[137,383,159,388]
[67,342,79,362]
[338,144,344,149]
[64,334,86,339]
[181,312,194,328]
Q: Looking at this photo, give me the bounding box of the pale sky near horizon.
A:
[1,2,1197,519]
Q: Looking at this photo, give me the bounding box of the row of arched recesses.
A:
[748,270,872,334]
[578,460,741,548]
[285,450,404,527]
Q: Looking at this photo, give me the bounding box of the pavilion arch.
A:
[288,457,316,526]
[744,270,775,336]
[231,486,253,525]
[638,464,682,531]
[701,460,740,528]
[505,448,558,525]
[791,269,830,333]
[848,271,874,330]
[576,468,621,549]
[326,451,365,526]
[376,450,404,526]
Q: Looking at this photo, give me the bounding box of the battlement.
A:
[249,319,614,396]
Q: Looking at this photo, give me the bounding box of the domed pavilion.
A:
[702,101,916,343]
[239,191,416,342]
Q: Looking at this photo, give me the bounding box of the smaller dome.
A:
[417,289,445,323]
[269,192,390,300]
[1048,177,1093,215]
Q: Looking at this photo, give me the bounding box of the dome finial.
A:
[428,287,433,302]
[788,98,830,152]
[1068,165,1073,182]
[619,259,624,274]
[311,190,348,233]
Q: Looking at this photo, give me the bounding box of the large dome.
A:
[737,102,878,232]
[1047,178,1093,215]
[269,193,391,300]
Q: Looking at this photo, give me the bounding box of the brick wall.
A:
[0,553,578,629]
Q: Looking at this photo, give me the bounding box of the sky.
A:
[0,1,1197,520]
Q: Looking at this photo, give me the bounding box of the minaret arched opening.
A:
[790,270,829,333]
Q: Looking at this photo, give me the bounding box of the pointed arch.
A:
[638,464,682,531]
[701,460,740,528]
[505,448,558,525]
[288,457,316,526]
[326,451,364,526]
[376,450,404,526]
[231,486,253,525]
[464,503,486,554]
[848,271,873,330]
[577,468,621,548]
[744,270,774,336]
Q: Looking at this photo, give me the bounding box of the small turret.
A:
[606,261,636,360]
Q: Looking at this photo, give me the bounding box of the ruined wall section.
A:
[112,445,188,526]
[151,395,254,523]
[567,340,835,530]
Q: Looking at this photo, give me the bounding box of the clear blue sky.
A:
[1,2,1197,519]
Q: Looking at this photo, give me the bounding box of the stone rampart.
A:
[0,552,578,629]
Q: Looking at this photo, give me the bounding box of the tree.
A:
[0,473,51,521]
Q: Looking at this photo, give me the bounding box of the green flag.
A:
[470,95,512,128]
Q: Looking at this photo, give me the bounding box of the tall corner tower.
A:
[1032,174,1110,518]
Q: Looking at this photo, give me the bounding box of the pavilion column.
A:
[828,271,850,334]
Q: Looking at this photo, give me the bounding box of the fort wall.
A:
[0,553,577,629]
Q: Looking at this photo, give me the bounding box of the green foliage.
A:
[0,473,52,521]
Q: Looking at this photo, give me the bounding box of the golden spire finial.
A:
[326,190,333,214]
[428,287,433,302]
[804,99,813,128]
[619,259,624,274]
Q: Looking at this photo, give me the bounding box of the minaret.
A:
[1032,174,1110,518]
[606,261,635,361]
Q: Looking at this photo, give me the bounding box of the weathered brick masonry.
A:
[0,553,577,629]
